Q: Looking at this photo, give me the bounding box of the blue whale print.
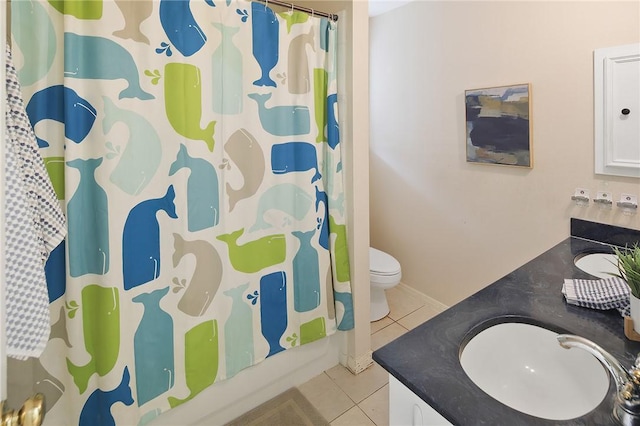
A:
[327,93,340,149]
[271,142,322,183]
[78,367,134,426]
[25,85,97,148]
[64,33,154,100]
[45,241,66,303]
[315,187,329,250]
[122,186,177,290]
[251,2,279,87]
[159,0,207,57]
[260,271,288,357]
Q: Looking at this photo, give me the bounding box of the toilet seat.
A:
[370,247,401,276]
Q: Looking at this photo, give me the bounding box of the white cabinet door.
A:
[388,375,453,426]
[594,43,640,178]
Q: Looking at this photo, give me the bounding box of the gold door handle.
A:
[0,394,44,426]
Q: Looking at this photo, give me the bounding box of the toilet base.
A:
[370,286,390,321]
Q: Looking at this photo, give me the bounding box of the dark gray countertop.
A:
[373,219,640,425]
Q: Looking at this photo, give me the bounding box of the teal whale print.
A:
[133,287,175,405]
[248,93,310,136]
[212,23,243,114]
[223,283,254,378]
[64,32,154,100]
[292,230,321,312]
[66,158,110,277]
[11,0,56,87]
[169,144,219,231]
[250,183,313,232]
[103,97,162,195]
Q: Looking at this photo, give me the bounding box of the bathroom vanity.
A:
[373,218,640,425]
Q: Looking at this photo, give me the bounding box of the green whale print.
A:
[217,228,286,274]
[167,320,218,408]
[164,63,216,152]
[66,285,120,394]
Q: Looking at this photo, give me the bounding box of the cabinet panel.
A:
[388,375,452,426]
[594,43,640,178]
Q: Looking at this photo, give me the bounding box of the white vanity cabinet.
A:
[389,375,453,426]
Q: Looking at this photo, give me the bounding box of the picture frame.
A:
[465,83,532,168]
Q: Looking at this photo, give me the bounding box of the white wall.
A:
[369,1,640,307]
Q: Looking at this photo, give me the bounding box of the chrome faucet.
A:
[558,334,640,426]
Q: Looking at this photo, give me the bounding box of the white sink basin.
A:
[574,252,619,278]
[460,322,609,420]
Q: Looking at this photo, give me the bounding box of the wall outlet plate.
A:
[571,188,590,205]
[574,188,590,198]
[619,193,638,205]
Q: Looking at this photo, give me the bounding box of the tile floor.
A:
[298,285,448,425]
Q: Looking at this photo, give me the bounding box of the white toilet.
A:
[369,247,402,321]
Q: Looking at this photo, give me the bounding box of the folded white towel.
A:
[562,277,630,317]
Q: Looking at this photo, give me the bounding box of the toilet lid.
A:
[369,247,401,275]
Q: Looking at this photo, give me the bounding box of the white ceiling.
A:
[368,0,415,17]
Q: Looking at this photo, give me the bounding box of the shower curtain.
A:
[9,0,353,424]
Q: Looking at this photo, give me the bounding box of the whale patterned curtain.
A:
[9,0,353,424]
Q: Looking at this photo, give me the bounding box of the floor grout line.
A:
[321,286,448,426]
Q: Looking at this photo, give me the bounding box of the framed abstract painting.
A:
[465,83,532,168]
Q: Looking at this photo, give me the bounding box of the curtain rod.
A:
[253,0,339,21]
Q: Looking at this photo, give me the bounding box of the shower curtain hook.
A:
[311,8,314,18]
[264,0,268,10]
[290,2,294,13]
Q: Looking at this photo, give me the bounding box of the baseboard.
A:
[346,349,373,374]
[397,282,449,312]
